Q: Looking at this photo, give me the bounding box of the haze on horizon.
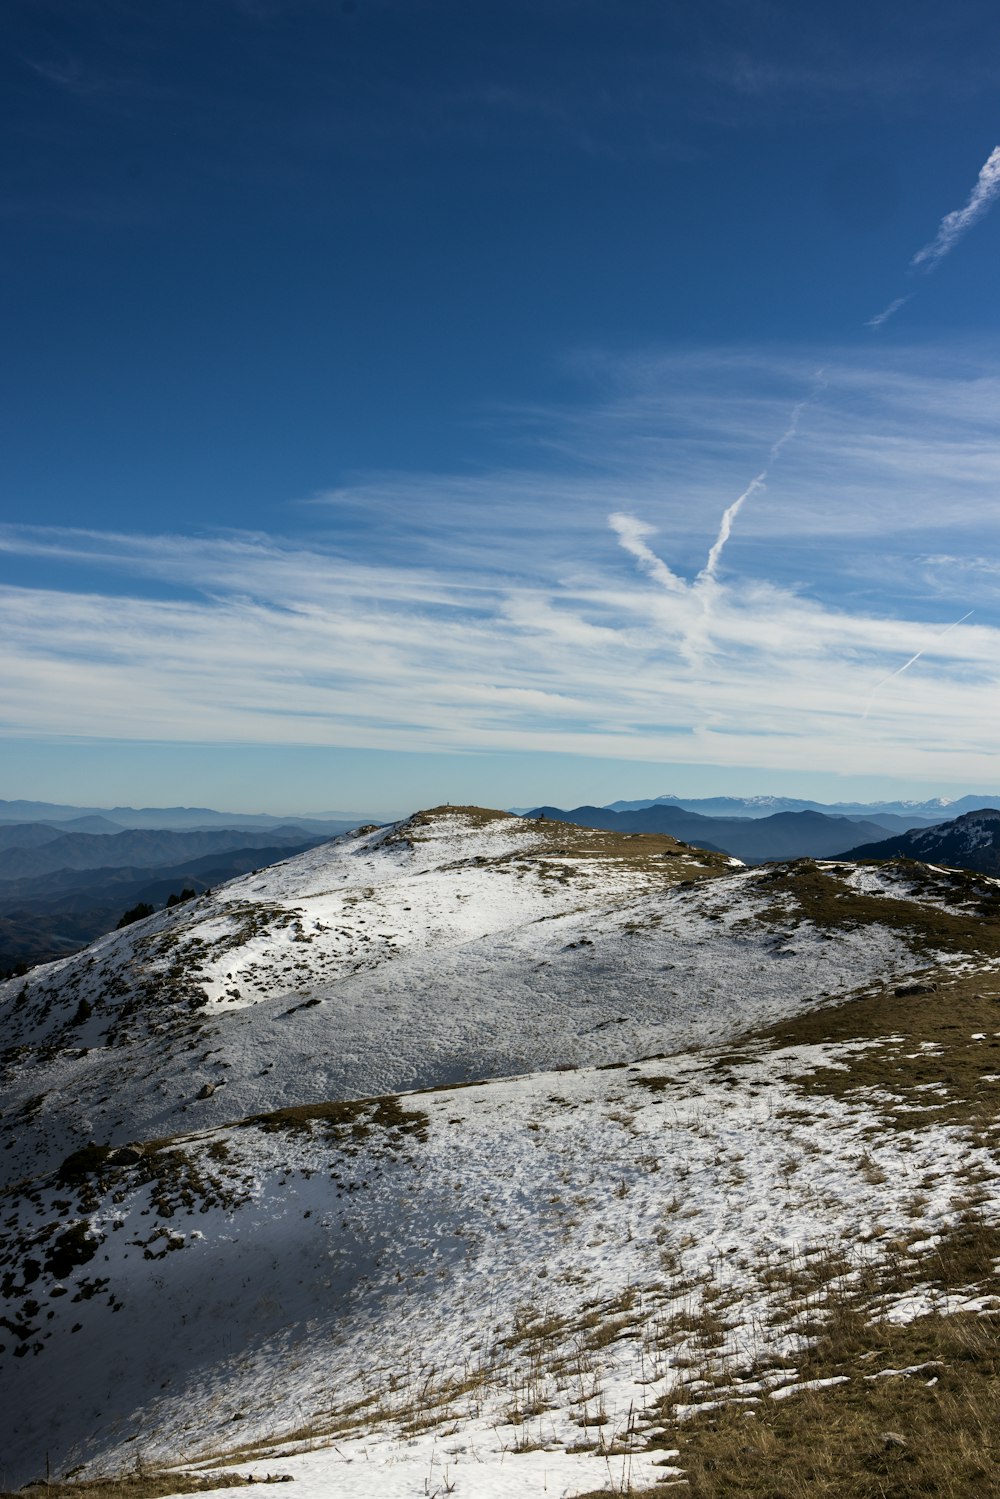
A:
[3,0,1000,815]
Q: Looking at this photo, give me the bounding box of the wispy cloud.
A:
[866,296,910,330]
[868,145,1000,327]
[912,145,1000,269]
[21,52,173,109]
[607,513,686,593]
[2,352,999,782]
[0,535,993,779]
[24,57,106,98]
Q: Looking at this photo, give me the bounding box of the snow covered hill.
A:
[5,808,1000,1493]
[2,807,972,1194]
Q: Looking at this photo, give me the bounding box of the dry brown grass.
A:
[0,1474,275,1499]
[647,1207,1000,1497]
[673,1309,1000,1497]
[239,1091,428,1142]
[749,971,1000,1139]
[396,805,734,882]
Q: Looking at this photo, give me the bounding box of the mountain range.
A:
[0,798,368,832]
[526,802,925,864]
[3,805,1000,1493]
[8,790,1000,977]
[603,792,999,820]
[510,792,999,823]
[0,823,343,973]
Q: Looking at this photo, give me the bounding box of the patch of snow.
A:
[770,1376,850,1400]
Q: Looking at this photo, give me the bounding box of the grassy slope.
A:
[650,956,1000,1498]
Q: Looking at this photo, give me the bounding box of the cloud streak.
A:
[603,360,982,743]
[606,390,812,680]
[699,377,823,585]
[2,353,999,783]
[608,513,687,593]
[912,146,1000,270]
[868,145,1000,327]
[698,473,767,585]
[866,296,910,330]
[861,610,974,719]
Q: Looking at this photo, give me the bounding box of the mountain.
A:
[0,798,369,832]
[530,800,728,844]
[0,821,72,852]
[0,824,331,883]
[839,807,1000,874]
[854,810,946,832]
[601,792,992,825]
[0,840,324,973]
[55,814,129,834]
[605,793,821,815]
[528,803,899,863]
[0,819,372,974]
[0,823,366,976]
[0,816,127,847]
[4,806,1000,1491]
[0,807,740,1191]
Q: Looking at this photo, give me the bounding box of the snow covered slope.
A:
[4,989,1000,1493]
[1,807,970,1192]
[5,809,1000,1491]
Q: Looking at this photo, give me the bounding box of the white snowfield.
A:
[2,1034,998,1495]
[0,809,958,1190]
[3,808,1000,1494]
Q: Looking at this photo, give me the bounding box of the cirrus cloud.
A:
[1,349,999,784]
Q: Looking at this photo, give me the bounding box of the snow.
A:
[882,1290,1000,1324]
[864,1361,943,1380]
[4,808,1000,1493]
[770,1375,850,1400]
[0,810,928,1191]
[4,1028,998,1491]
[181,1442,683,1499]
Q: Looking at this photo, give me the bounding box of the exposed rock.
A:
[893,981,937,997]
[109,1143,144,1165]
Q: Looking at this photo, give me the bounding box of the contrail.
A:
[866,295,910,330]
[699,473,766,585]
[609,376,822,645]
[861,610,974,719]
[698,376,824,586]
[868,145,1000,327]
[608,512,686,593]
[912,145,1000,269]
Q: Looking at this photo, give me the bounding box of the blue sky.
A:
[3,0,1000,816]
